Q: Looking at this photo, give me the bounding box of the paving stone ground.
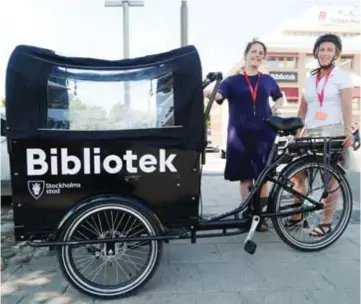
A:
[1,152,360,304]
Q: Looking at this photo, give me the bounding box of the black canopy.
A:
[5,44,205,151]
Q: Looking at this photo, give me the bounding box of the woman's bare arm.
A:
[297,95,307,120]
[296,95,307,137]
[204,90,224,101]
[340,87,354,147]
[340,87,353,134]
[272,96,285,112]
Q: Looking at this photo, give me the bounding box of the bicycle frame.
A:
[201,134,348,226]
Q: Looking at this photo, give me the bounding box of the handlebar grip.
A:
[206,72,216,81]
[206,72,223,82]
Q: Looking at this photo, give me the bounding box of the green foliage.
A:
[1,97,5,107]
[108,102,127,122]
[69,98,87,110]
[204,100,211,128]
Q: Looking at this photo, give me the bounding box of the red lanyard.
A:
[316,68,333,108]
[244,71,261,114]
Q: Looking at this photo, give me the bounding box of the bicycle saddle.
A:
[264,116,304,133]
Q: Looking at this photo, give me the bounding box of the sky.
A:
[1,0,336,126]
[0,0,312,95]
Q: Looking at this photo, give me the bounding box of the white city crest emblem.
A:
[27,180,45,200]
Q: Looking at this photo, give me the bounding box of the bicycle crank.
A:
[243,215,260,255]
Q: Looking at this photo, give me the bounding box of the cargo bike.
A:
[4,44,357,300]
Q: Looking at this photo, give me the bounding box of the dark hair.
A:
[244,38,267,58]
[233,39,268,75]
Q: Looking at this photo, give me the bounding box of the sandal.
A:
[260,197,268,210]
[283,199,309,228]
[310,223,332,237]
[256,219,268,232]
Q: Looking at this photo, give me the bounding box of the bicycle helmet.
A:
[313,33,342,58]
[311,33,343,74]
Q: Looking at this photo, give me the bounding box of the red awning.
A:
[281,87,299,101]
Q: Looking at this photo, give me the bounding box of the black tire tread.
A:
[269,155,353,252]
[56,198,163,299]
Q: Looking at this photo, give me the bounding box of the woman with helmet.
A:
[287,33,355,237]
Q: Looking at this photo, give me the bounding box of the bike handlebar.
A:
[202,72,223,90]
[200,72,223,164]
[202,72,223,120]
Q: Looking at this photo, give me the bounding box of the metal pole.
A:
[122,1,130,110]
[180,0,188,46]
[123,1,130,58]
[104,0,144,125]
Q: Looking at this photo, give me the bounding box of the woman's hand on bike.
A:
[295,127,305,139]
[203,89,211,99]
[204,90,224,101]
[343,131,354,147]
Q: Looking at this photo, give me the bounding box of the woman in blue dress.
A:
[204,40,285,231]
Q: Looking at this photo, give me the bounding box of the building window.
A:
[266,56,298,69]
[282,30,360,37]
[266,57,279,68]
[340,57,353,70]
[285,57,297,68]
[305,56,318,69]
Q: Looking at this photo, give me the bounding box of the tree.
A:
[1,98,5,107]
[204,100,211,128]
[68,98,107,130]
[69,98,87,110]
[108,102,127,122]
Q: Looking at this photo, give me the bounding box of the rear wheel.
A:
[270,157,353,252]
[57,198,163,299]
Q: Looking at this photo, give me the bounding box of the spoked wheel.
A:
[270,157,353,252]
[57,199,163,299]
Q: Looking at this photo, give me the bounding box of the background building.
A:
[210,3,361,155]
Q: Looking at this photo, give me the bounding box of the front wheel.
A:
[56,198,163,299]
[270,156,353,252]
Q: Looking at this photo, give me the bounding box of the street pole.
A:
[122,1,131,114]
[180,0,188,46]
[104,0,144,125]
[122,1,130,59]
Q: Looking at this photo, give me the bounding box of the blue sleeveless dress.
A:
[217,73,283,181]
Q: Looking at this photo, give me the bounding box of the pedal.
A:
[244,240,257,255]
[243,215,260,254]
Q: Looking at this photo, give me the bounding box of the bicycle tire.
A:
[269,155,353,252]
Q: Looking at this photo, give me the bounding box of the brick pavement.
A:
[1,152,360,304]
